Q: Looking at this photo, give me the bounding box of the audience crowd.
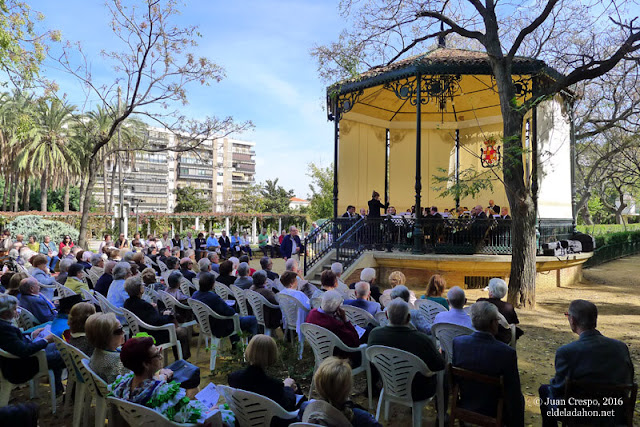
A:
[0,228,634,427]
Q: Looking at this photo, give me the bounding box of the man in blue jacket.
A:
[18,278,57,324]
[539,300,634,426]
[280,226,303,261]
[192,272,257,345]
[452,301,524,427]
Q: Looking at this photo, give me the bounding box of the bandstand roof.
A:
[327,47,564,124]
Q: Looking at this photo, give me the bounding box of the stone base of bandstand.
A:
[340,251,592,291]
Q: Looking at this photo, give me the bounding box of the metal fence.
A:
[583,239,640,268]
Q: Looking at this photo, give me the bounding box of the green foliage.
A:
[261,179,294,213]
[431,166,495,201]
[237,183,266,213]
[174,187,209,213]
[576,223,640,236]
[307,162,333,221]
[8,215,79,241]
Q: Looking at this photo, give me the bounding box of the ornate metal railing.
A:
[303,217,359,274]
[303,216,577,274]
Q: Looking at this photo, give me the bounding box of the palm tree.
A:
[17,98,76,212]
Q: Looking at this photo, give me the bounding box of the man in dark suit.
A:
[452,301,524,427]
[280,226,302,261]
[0,294,64,391]
[539,300,634,427]
[342,205,356,218]
[368,299,444,401]
[473,204,488,219]
[218,230,231,259]
[192,272,257,345]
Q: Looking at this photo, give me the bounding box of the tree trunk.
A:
[63,182,70,212]
[78,177,86,212]
[492,62,538,308]
[12,173,19,212]
[579,206,594,225]
[78,158,98,248]
[108,157,117,213]
[1,173,9,211]
[8,172,17,212]
[40,170,48,212]
[21,176,30,211]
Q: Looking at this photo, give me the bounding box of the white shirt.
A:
[291,237,298,256]
[280,287,310,335]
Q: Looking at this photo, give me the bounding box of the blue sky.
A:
[32,0,345,198]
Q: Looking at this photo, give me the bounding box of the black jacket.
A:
[367,199,388,218]
[228,365,297,411]
[192,290,237,337]
[123,297,174,344]
[0,319,48,383]
[218,236,231,249]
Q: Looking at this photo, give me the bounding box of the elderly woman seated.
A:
[476,278,523,344]
[298,357,381,426]
[109,336,209,424]
[67,302,96,356]
[390,285,430,333]
[250,271,281,330]
[5,272,27,297]
[123,276,191,360]
[65,263,90,294]
[306,290,363,365]
[228,335,300,415]
[86,312,129,383]
[29,254,57,300]
[381,271,417,305]
[421,274,449,309]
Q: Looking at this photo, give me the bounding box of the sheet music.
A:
[354,324,366,339]
[196,382,220,408]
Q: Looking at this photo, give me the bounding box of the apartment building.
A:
[94,127,256,214]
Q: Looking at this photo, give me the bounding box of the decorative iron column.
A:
[455,128,460,210]
[331,98,340,251]
[413,74,423,254]
[569,98,577,230]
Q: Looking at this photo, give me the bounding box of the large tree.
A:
[50,0,249,247]
[307,162,333,220]
[314,0,640,307]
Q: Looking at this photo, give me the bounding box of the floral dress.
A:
[109,372,208,424]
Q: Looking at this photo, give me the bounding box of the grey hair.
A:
[185,249,195,258]
[237,262,250,277]
[387,298,410,326]
[390,285,411,302]
[0,294,18,314]
[360,267,376,283]
[112,262,132,280]
[320,290,343,313]
[285,258,297,271]
[59,258,74,273]
[90,253,103,266]
[488,278,508,299]
[355,281,370,298]
[470,301,499,332]
[252,270,267,287]
[330,262,343,275]
[447,286,466,309]
[122,252,135,262]
[568,299,598,330]
[198,258,211,273]
[229,257,240,269]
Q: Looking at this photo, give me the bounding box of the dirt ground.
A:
[8,255,640,426]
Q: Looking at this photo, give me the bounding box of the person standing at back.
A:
[367,191,388,218]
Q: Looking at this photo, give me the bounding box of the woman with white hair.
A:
[389,285,430,333]
[477,278,523,344]
[351,267,381,302]
[305,290,362,364]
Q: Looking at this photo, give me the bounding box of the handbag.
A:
[166,359,201,389]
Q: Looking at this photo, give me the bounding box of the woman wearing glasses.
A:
[109,336,209,424]
[85,312,129,383]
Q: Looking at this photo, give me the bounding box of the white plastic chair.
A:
[56,282,78,298]
[54,335,90,427]
[245,289,279,336]
[187,298,242,371]
[94,292,130,335]
[192,277,199,289]
[107,396,198,426]
[347,289,357,300]
[430,322,474,364]
[415,299,448,324]
[80,359,111,427]
[214,281,230,300]
[273,278,284,291]
[121,308,183,360]
[38,282,58,300]
[275,293,308,359]
[366,345,445,427]
[81,288,101,308]
[342,305,379,328]
[300,323,372,410]
[378,293,392,309]
[230,285,249,317]
[87,271,101,288]
[179,277,197,296]
[158,290,197,328]
[157,260,168,273]
[16,306,40,330]
[217,385,298,427]
[375,311,389,327]
[0,348,57,413]
[310,297,322,309]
